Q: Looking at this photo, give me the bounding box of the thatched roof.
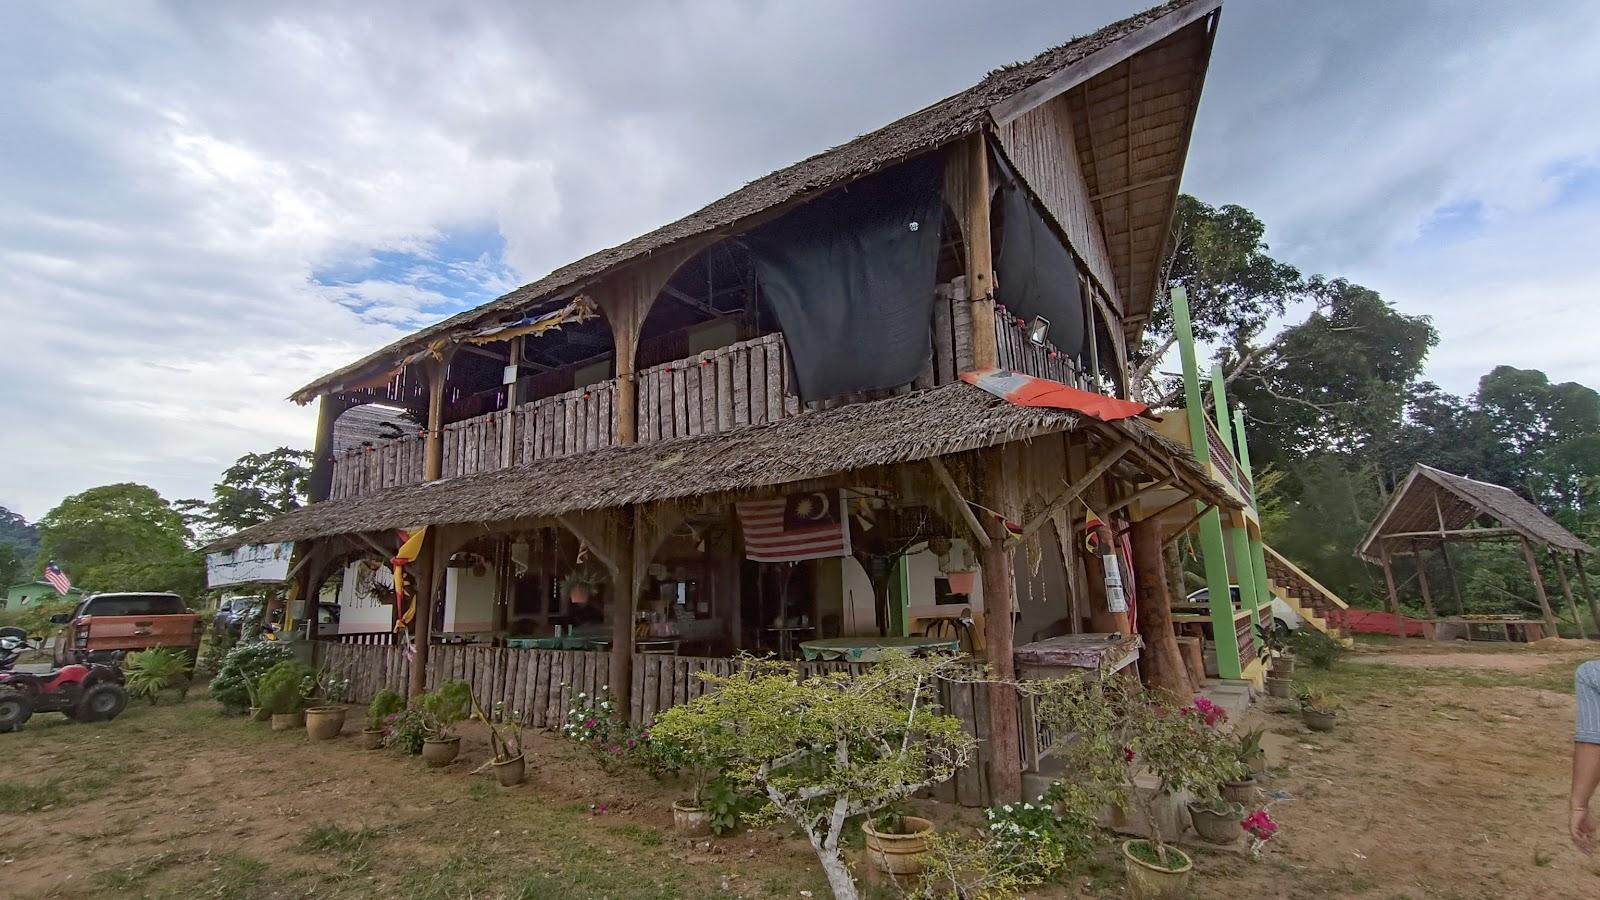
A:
[1357,464,1594,561]
[291,0,1217,403]
[212,383,1237,550]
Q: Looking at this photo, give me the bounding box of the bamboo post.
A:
[611,508,637,713]
[1379,541,1404,638]
[408,532,439,699]
[1439,540,1464,616]
[1411,540,1437,619]
[1576,550,1600,634]
[1552,550,1587,639]
[308,395,344,503]
[423,359,447,482]
[501,339,521,468]
[1520,537,1558,635]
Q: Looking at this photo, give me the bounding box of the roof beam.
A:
[988,0,1221,127]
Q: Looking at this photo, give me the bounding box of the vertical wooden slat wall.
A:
[318,644,993,803]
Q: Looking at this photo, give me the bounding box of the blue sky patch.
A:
[312,224,517,324]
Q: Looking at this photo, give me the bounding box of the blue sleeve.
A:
[1578,661,1600,745]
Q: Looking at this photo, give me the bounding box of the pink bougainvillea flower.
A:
[584,718,597,729]
[1122,746,1135,762]
[1240,809,1278,841]
[1183,695,1227,727]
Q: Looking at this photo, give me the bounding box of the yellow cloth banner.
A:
[392,526,429,631]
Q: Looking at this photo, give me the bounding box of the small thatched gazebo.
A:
[1357,464,1597,639]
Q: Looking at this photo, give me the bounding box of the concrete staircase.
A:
[1263,544,1353,646]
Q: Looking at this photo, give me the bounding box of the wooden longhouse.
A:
[209,0,1245,804]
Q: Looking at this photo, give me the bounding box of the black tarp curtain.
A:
[745,145,1086,403]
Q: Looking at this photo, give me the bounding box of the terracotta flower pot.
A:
[493,754,526,787]
[1303,708,1338,732]
[305,706,347,740]
[1265,676,1293,699]
[862,815,934,876]
[422,736,461,768]
[1220,776,1258,805]
[1273,655,1296,677]
[944,571,977,595]
[672,799,713,836]
[246,706,264,722]
[270,711,305,731]
[1188,801,1244,844]
[358,728,386,750]
[1122,840,1192,900]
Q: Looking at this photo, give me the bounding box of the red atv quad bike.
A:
[0,629,129,732]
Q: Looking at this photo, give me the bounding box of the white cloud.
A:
[1,0,1597,520]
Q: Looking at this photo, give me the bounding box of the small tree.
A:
[652,654,975,900]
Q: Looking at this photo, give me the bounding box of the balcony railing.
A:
[326,280,1095,501]
[1203,414,1252,501]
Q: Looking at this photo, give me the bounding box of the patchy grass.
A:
[605,821,665,846]
[300,823,386,855]
[0,777,71,811]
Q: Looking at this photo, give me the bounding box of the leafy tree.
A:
[0,507,39,555]
[36,483,203,598]
[182,448,311,542]
[0,541,24,592]
[1135,195,1308,399]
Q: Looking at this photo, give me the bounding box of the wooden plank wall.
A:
[321,643,995,805]
[329,436,427,500]
[441,409,505,480]
[636,332,800,443]
[515,381,616,464]
[993,304,1080,387]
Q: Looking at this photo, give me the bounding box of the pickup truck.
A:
[51,592,203,666]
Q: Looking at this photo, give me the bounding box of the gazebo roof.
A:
[1356,464,1593,562]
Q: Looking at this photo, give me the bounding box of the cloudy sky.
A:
[3,0,1598,521]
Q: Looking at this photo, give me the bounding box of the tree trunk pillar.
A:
[1379,541,1403,638]
[1131,516,1191,694]
[1412,540,1437,619]
[1520,537,1558,635]
[1575,550,1600,636]
[408,532,438,699]
[978,449,1020,804]
[1553,550,1587,639]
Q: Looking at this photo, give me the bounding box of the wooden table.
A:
[798,635,960,662]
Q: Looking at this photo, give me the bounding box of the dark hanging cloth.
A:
[746,152,945,402]
[993,151,1085,361]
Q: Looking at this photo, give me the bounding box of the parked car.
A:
[50,592,203,666]
[1183,586,1298,640]
[264,602,340,641]
[213,596,264,643]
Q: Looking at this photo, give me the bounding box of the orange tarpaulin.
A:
[960,368,1148,421]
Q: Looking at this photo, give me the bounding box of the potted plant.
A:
[418,679,472,767]
[257,660,314,731]
[1297,686,1341,732]
[1119,691,1244,899]
[303,669,352,740]
[1259,622,1294,676]
[861,806,936,877]
[560,571,603,607]
[1187,796,1245,844]
[1264,673,1294,699]
[363,689,404,750]
[1234,727,1268,776]
[243,672,266,722]
[209,640,294,716]
[473,698,529,786]
[650,653,974,900]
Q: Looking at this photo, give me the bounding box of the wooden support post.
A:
[1131,515,1192,694]
[957,134,997,370]
[611,508,637,711]
[1576,551,1600,635]
[1440,540,1464,616]
[927,457,991,551]
[1015,439,1133,541]
[1520,537,1558,635]
[1552,550,1587,639]
[1411,540,1437,619]
[308,395,344,503]
[978,448,1020,804]
[593,248,699,446]
[408,532,438,699]
[501,339,521,467]
[1378,542,1403,639]
[423,359,447,482]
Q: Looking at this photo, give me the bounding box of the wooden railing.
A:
[636,332,800,442]
[317,642,999,806]
[1204,414,1252,500]
[515,380,616,462]
[325,280,1097,501]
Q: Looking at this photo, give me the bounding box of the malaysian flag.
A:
[43,560,72,595]
[736,490,852,563]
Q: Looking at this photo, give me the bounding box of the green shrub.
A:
[0,598,75,636]
[416,680,471,739]
[125,647,193,705]
[366,689,404,730]
[1288,627,1344,670]
[257,660,314,715]
[208,641,294,711]
[386,707,430,754]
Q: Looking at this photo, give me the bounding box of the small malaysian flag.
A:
[736,490,852,563]
[43,560,72,596]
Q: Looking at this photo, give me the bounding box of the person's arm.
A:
[1573,661,1600,854]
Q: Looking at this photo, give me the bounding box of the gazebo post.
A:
[1519,537,1558,636]
[1575,550,1600,634]
[1552,550,1587,639]
[1379,541,1404,638]
[1439,541,1464,616]
[1411,539,1437,619]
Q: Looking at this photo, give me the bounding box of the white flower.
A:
[1002,804,1013,813]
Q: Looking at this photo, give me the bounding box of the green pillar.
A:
[1173,288,1241,678]
[1228,524,1260,657]
[889,556,911,637]
[1233,406,1275,630]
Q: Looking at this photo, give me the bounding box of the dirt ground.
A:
[0,639,1597,899]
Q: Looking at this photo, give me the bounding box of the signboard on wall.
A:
[205,542,294,588]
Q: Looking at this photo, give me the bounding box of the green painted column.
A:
[1173,288,1241,678]
[1233,406,1276,629]
[1228,524,1260,652]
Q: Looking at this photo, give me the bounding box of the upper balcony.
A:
[327,278,1090,501]
[1151,406,1254,510]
